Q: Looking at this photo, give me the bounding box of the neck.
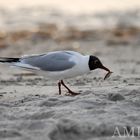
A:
[83,55,91,71]
[79,55,90,73]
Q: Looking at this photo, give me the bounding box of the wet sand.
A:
[0,7,140,140]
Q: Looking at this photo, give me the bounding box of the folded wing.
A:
[18,51,76,71]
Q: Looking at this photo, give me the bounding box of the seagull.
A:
[0,51,112,95]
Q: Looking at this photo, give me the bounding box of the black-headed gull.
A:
[0,51,112,95]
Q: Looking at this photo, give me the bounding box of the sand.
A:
[0,7,140,140]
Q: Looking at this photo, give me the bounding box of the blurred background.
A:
[0,0,140,54]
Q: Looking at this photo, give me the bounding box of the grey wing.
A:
[21,52,76,71]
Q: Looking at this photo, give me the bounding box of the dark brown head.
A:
[88,55,110,72]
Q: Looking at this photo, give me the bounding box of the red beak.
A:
[100,65,110,72]
[100,65,113,80]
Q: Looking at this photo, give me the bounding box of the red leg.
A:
[58,81,61,95]
[61,80,80,96]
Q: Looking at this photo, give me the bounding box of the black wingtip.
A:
[0,57,20,63]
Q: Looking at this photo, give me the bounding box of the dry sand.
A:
[0,7,140,140]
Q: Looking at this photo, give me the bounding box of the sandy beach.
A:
[0,3,140,140]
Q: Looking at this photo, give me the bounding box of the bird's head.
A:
[88,55,112,80]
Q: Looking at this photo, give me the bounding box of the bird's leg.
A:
[60,80,80,96]
[58,81,61,95]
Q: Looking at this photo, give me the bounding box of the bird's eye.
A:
[94,60,98,64]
